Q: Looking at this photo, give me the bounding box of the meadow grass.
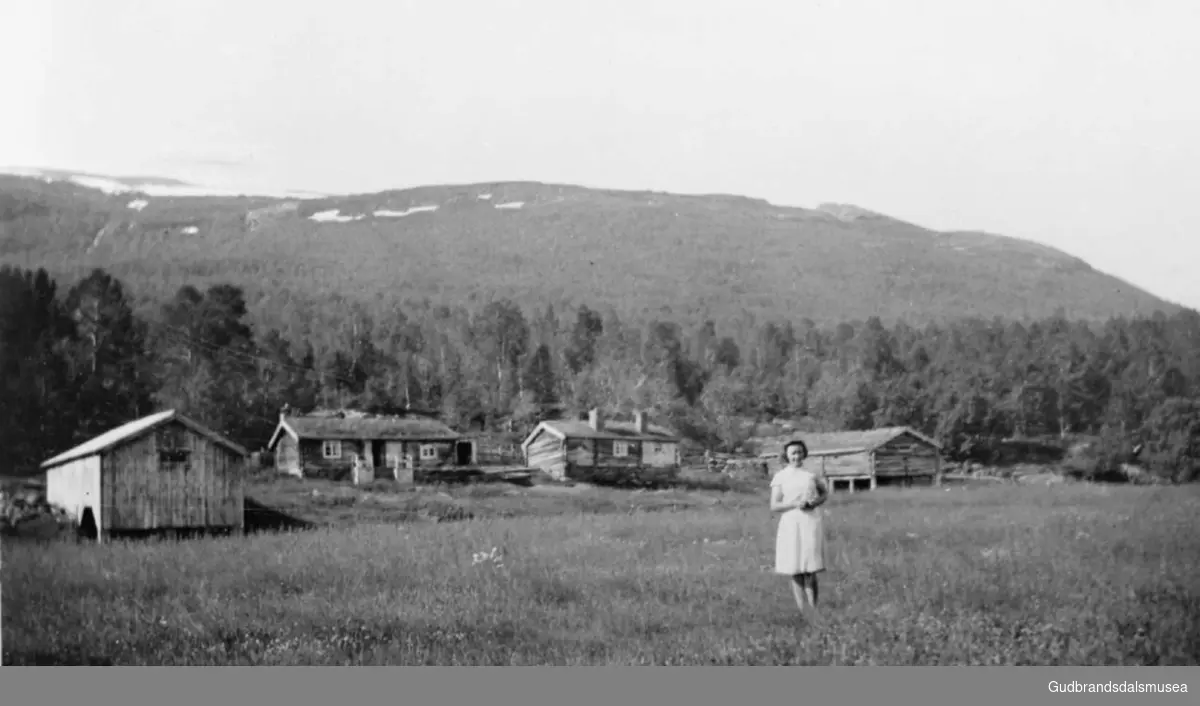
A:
[3,482,1198,665]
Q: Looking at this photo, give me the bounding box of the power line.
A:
[158,323,439,394]
[158,326,365,393]
[158,324,329,378]
[154,327,456,430]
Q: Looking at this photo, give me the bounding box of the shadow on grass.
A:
[243,496,317,534]
[577,474,763,494]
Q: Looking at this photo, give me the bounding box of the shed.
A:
[40,409,248,543]
[266,409,471,482]
[798,426,943,492]
[521,408,681,484]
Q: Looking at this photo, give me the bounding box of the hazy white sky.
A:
[3,0,1199,309]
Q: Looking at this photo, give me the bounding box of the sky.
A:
[3,0,1199,309]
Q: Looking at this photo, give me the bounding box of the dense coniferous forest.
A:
[3,264,1197,483]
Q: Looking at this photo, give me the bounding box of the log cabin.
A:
[791,426,943,493]
[521,408,681,485]
[40,409,248,543]
[266,409,472,482]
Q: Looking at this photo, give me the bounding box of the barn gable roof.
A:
[521,419,680,450]
[41,410,249,470]
[267,413,460,449]
[797,426,942,456]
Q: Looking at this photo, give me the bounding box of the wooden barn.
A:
[521,408,681,484]
[266,409,473,482]
[40,409,248,543]
[798,426,943,492]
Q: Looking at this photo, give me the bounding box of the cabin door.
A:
[455,441,473,466]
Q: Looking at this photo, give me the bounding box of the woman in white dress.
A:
[769,439,829,615]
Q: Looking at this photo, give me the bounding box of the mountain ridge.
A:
[0,167,1184,330]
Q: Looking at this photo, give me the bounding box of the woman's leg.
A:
[803,574,819,609]
[789,575,806,611]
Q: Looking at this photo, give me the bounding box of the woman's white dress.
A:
[772,466,827,575]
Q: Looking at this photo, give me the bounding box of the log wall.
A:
[874,433,941,479]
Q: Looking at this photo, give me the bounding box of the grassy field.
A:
[240,472,766,528]
[3,478,1199,665]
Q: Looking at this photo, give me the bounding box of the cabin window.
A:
[323,440,342,459]
[652,443,664,454]
[613,441,630,458]
[420,444,438,460]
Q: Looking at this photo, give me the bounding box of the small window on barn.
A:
[420,444,437,460]
[157,425,191,471]
[613,441,630,457]
[652,443,664,454]
[322,440,342,459]
[159,448,192,469]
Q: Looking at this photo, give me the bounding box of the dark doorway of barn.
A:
[78,507,98,541]
[456,441,472,465]
[372,440,386,468]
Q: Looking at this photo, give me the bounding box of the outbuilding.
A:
[800,426,943,492]
[41,409,248,542]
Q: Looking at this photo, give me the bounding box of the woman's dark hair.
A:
[782,439,808,458]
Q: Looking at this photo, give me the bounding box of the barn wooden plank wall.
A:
[809,431,942,493]
[873,434,941,478]
[814,452,875,492]
[102,421,243,531]
[817,452,871,477]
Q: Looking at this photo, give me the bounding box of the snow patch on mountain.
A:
[310,210,363,223]
[374,205,439,217]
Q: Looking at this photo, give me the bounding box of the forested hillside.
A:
[3,264,1198,483]
[0,174,1180,341]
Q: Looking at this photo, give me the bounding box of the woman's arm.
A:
[769,484,802,514]
[807,474,830,509]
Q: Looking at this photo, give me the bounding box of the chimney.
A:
[634,409,647,434]
[588,408,604,432]
[280,404,290,421]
